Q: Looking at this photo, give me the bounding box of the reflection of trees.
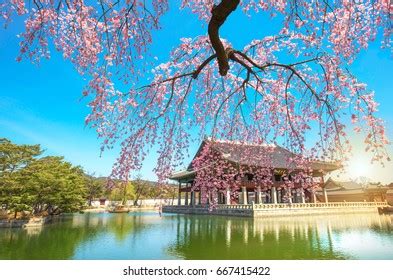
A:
[0,212,155,259]
[107,213,147,242]
[167,213,392,260]
[0,214,102,259]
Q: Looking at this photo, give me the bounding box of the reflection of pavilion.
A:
[167,213,393,259]
[164,139,388,216]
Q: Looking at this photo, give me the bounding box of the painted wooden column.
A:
[294,189,299,203]
[321,176,328,203]
[226,187,231,205]
[196,191,200,205]
[185,187,189,206]
[312,190,317,203]
[287,188,293,204]
[323,187,328,203]
[209,189,216,205]
[190,190,195,207]
[200,188,205,205]
[291,189,295,203]
[242,187,248,205]
[256,186,262,204]
[300,189,306,204]
[271,186,278,204]
[177,182,182,206]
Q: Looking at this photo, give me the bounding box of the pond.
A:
[0,212,393,259]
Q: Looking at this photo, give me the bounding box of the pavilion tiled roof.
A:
[323,178,364,191]
[189,138,341,172]
[321,178,389,192]
[170,139,340,181]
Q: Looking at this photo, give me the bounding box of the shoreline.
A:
[83,206,160,213]
[0,207,161,228]
[0,216,53,229]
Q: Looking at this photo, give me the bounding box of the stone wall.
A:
[0,216,52,228]
[162,205,253,217]
[90,198,180,207]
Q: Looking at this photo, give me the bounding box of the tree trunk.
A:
[134,186,142,206]
[171,191,175,206]
[208,0,240,76]
[122,185,127,205]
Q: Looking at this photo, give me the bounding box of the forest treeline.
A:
[0,138,176,218]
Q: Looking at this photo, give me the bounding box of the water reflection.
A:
[0,212,392,259]
[166,213,393,259]
[0,214,101,259]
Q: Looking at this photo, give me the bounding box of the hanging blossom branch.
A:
[85,32,390,184]
[1,0,169,78]
[1,0,392,185]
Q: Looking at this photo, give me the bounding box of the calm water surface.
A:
[0,212,392,259]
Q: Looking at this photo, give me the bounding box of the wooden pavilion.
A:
[317,179,391,203]
[169,138,341,206]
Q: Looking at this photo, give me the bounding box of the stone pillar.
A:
[323,187,328,203]
[256,186,262,204]
[185,190,189,206]
[271,186,278,204]
[212,189,218,205]
[242,187,248,205]
[190,191,195,207]
[200,188,206,205]
[312,192,317,203]
[293,189,298,203]
[226,187,231,205]
[300,189,306,204]
[177,182,181,206]
[197,191,200,205]
[287,189,293,204]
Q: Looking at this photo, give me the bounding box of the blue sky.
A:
[0,2,392,182]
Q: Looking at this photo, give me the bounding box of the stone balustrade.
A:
[252,201,388,210]
[162,201,388,217]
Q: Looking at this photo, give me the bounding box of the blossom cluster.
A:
[1,0,391,192]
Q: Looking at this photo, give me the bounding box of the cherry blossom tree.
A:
[2,0,391,201]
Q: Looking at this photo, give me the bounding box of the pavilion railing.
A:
[163,201,388,211]
[251,201,388,210]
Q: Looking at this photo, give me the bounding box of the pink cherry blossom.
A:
[1,1,391,205]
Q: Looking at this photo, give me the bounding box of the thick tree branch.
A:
[208,0,240,76]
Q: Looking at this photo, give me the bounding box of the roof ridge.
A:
[206,137,276,147]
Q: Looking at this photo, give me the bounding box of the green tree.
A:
[85,175,105,206]
[108,181,134,205]
[130,177,177,205]
[131,176,150,206]
[20,156,87,215]
[0,138,42,217]
[0,138,42,173]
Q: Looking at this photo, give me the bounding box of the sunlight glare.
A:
[346,155,372,179]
